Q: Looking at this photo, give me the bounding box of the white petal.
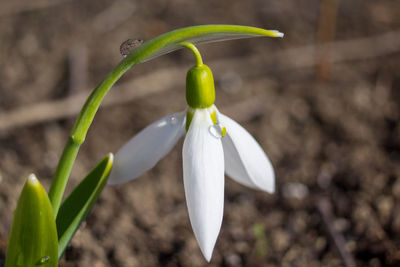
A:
[182,109,224,261]
[108,112,186,185]
[219,113,275,193]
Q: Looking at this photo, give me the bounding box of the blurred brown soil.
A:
[1,0,400,266]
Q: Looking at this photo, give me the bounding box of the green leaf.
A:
[5,174,58,267]
[124,24,284,64]
[56,153,113,259]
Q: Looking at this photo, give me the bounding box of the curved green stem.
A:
[180,42,203,66]
[48,59,131,217]
[47,24,283,218]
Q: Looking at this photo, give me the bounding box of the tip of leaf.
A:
[107,152,114,161]
[27,173,39,187]
[275,32,284,38]
[106,153,114,172]
[270,30,284,38]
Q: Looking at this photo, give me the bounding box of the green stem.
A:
[48,59,132,217]
[180,42,203,66]
[48,138,80,218]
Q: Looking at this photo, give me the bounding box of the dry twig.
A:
[0,0,73,17]
[316,198,357,267]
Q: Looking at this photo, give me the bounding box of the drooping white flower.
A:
[108,57,275,261]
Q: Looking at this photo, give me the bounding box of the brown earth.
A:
[1,0,400,266]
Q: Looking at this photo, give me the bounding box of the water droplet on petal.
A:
[120,39,143,57]
[37,256,50,265]
[169,115,178,125]
[209,124,224,139]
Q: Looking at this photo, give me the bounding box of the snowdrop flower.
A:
[108,43,275,261]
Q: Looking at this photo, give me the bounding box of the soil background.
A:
[1,0,400,266]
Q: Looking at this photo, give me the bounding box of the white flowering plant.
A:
[5,25,283,266]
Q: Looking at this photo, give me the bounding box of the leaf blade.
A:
[125,24,283,64]
[56,153,113,259]
[5,174,58,267]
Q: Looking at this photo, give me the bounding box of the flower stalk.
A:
[180,42,204,66]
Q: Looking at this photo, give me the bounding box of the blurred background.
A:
[0,0,400,266]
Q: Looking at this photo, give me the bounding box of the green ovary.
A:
[185,64,226,137]
[186,64,215,109]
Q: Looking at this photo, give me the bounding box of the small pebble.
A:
[282,183,309,200]
[120,39,144,57]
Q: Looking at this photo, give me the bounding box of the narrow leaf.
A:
[5,174,58,267]
[56,153,113,259]
[124,24,284,64]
